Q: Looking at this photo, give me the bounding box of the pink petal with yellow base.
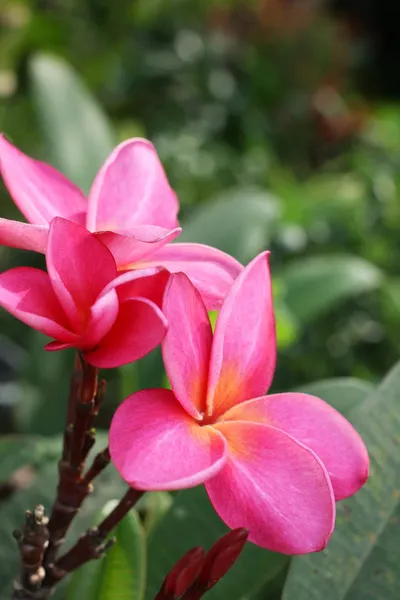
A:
[206,420,335,554]
[223,393,369,501]
[162,273,212,419]
[207,251,276,418]
[0,267,76,342]
[109,389,228,490]
[96,225,181,268]
[0,219,48,253]
[46,218,117,331]
[84,297,167,368]
[0,135,86,225]
[143,242,243,311]
[87,138,179,232]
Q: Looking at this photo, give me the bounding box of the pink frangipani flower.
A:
[0,217,169,368]
[109,251,369,553]
[0,135,242,309]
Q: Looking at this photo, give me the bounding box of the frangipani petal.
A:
[223,393,369,501]
[142,242,243,311]
[162,273,212,419]
[46,218,117,332]
[0,267,76,342]
[207,252,276,418]
[0,135,86,226]
[87,138,179,232]
[0,219,48,253]
[84,297,167,368]
[79,288,119,350]
[109,389,228,490]
[96,226,181,268]
[207,421,335,554]
[103,267,170,308]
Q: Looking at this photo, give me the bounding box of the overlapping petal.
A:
[207,251,276,418]
[0,267,77,342]
[79,288,119,350]
[46,218,117,331]
[162,273,212,418]
[0,219,48,253]
[223,393,369,501]
[206,421,335,554]
[96,225,181,268]
[87,138,179,232]
[109,389,228,490]
[0,135,86,226]
[84,297,167,368]
[104,267,170,308]
[142,242,243,311]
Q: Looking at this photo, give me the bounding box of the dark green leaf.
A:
[283,360,400,600]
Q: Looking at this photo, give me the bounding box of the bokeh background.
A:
[1,1,400,598]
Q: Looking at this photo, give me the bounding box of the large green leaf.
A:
[283,360,400,600]
[146,485,288,600]
[281,255,383,323]
[29,53,115,193]
[179,187,280,263]
[67,504,146,600]
[296,377,375,420]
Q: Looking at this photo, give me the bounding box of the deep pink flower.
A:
[0,217,169,368]
[109,252,369,553]
[0,135,242,309]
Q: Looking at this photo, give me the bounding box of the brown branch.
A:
[44,356,99,569]
[81,447,110,487]
[12,506,49,600]
[44,488,143,587]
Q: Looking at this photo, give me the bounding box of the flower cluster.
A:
[0,135,369,554]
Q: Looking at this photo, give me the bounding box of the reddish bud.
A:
[155,546,205,600]
[198,528,249,591]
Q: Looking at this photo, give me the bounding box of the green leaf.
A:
[281,255,383,323]
[283,360,400,600]
[146,486,288,600]
[67,504,146,600]
[29,53,115,193]
[179,187,280,263]
[296,377,375,420]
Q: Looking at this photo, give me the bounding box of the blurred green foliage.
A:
[1,1,400,598]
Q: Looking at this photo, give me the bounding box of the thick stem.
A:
[44,356,99,569]
[44,488,143,587]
